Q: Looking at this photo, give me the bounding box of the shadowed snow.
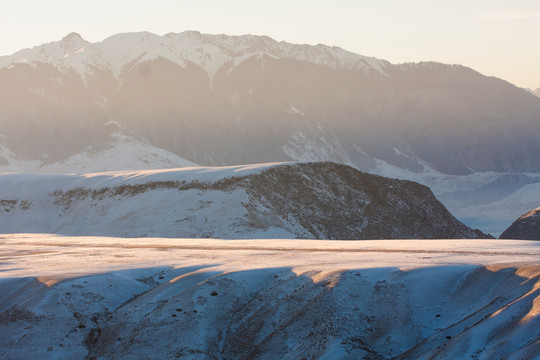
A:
[0,235,539,359]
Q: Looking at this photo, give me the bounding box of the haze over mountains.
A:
[1,31,540,235]
[2,31,540,174]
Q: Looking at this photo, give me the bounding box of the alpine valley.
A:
[1,31,540,235]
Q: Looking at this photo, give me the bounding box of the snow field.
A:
[1,235,539,359]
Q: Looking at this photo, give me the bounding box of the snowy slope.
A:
[1,235,539,359]
[0,163,283,238]
[0,132,197,174]
[0,31,388,82]
[0,162,487,239]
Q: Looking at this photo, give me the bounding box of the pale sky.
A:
[1,0,539,89]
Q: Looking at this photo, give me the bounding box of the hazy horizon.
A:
[1,0,539,89]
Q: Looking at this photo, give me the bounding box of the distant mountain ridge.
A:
[0,162,489,239]
[0,31,387,84]
[1,31,540,176]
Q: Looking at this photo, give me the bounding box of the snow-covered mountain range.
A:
[2,30,539,174]
[0,31,387,83]
[0,162,488,239]
[1,31,540,235]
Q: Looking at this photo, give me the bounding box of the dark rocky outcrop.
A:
[500,207,540,240]
[243,162,490,239]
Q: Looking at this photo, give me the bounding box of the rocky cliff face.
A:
[0,162,489,239]
[500,206,540,240]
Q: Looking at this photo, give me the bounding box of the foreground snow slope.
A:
[1,234,538,360]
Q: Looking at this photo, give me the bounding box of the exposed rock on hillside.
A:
[500,206,540,240]
[0,162,489,239]
[243,162,489,239]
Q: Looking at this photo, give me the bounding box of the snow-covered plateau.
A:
[1,234,538,359]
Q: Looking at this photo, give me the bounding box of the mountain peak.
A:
[176,30,202,37]
[61,32,85,44]
[62,32,83,40]
[0,31,388,80]
[60,32,86,51]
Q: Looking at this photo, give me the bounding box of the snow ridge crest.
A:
[0,31,388,80]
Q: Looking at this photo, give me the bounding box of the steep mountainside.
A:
[1,31,540,176]
[500,206,540,240]
[0,162,488,239]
